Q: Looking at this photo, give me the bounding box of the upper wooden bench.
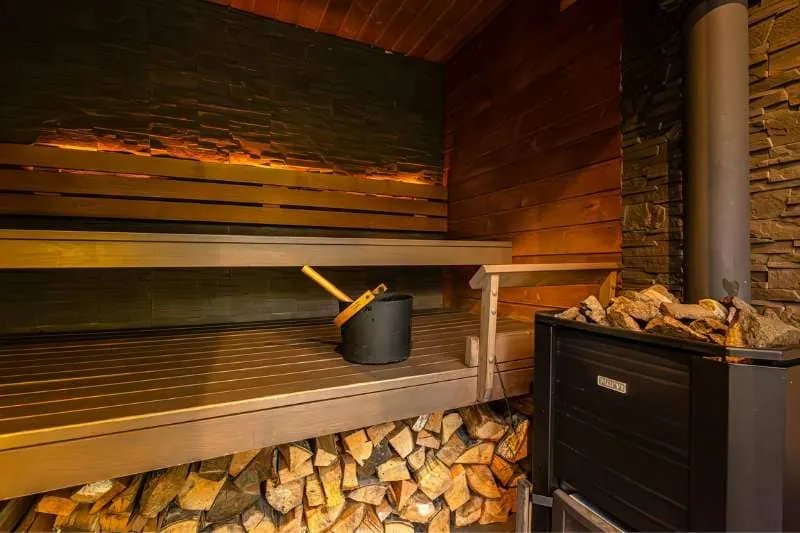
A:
[0,229,511,268]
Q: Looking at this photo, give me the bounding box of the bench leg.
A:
[477,273,499,401]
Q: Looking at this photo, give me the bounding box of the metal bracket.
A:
[533,493,554,507]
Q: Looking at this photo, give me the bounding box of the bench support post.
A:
[470,262,620,402]
[477,273,499,401]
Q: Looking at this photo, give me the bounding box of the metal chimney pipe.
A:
[685,0,750,302]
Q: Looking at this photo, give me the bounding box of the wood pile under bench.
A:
[0,404,531,533]
[0,311,532,500]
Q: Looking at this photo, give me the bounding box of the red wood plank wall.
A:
[444,0,623,321]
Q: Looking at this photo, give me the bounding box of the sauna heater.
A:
[532,313,799,531]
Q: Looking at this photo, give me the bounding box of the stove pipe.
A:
[685,0,751,302]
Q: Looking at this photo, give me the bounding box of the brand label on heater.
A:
[597,375,627,394]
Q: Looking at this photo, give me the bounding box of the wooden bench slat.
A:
[0,230,512,268]
[0,168,447,217]
[0,193,446,232]
[0,144,447,200]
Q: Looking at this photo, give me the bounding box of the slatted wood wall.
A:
[0,144,446,233]
[444,0,623,320]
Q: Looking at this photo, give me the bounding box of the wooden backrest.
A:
[0,144,447,233]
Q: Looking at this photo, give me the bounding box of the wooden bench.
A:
[0,145,619,500]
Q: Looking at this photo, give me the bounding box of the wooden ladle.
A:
[301,265,387,327]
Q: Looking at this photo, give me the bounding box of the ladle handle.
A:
[301,265,353,303]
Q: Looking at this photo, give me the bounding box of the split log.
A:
[37,490,79,516]
[99,509,133,532]
[305,501,345,533]
[375,498,393,522]
[206,480,259,524]
[279,441,313,472]
[436,435,467,467]
[315,435,339,467]
[479,497,509,525]
[348,483,388,506]
[388,479,417,510]
[441,413,463,444]
[179,461,228,511]
[319,459,346,507]
[265,478,304,514]
[366,422,396,446]
[459,406,509,441]
[241,500,279,533]
[329,502,366,533]
[234,448,275,494]
[411,415,430,432]
[465,465,502,499]
[0,495,35,531]
[514,430,529,462]
[55,503,101,531]
[454,442,494,465]
[71,478,123,503]
[427,505,450,533]
[126,512,149,532]
[398,492,437,524]
[377,457,411,482]
[424,411,444,434]
[343,430,373,466]
[110,472,145,513]
[160,503,202,533]
[278,506,303,533]
[89,478,129,514]
[278,456,314,484]
[496,417,529,462]
[16,511,55,533]
[489,456,515,487]
[416,429,440,450]
[388,426,415,459]
[358,440,394,479]
[229,449,262,477]
[443,465,470,511]
[343,454,360,490]
[212,522,247,533]
[453,495,484,528]
[414,452,453,500]
[355,506,384,533]
[305,472,326,507]
[407,447,427,471]
[384,519,415,533]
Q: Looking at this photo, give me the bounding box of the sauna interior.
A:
[1,0,799,532]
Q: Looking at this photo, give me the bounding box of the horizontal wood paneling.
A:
[0,144,447,232]
[212,0,511,63]
[0,144,446,199]
[445,0,623,317]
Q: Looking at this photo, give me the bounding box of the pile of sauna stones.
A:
[555,284,800,349]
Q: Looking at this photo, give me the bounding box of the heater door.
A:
[551,329,692,531]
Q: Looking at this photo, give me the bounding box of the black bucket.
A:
[338,293,413,364]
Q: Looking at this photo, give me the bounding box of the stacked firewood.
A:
[0,405,530,533]
[556,284,800,348]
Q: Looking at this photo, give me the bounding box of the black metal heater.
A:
[532,314,800,532]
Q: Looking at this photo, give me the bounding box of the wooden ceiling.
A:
[211,0,511,63]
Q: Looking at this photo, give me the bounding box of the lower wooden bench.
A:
[0,310,531,499]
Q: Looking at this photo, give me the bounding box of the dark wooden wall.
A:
[444,0,623,320]
[0,0,442,183]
